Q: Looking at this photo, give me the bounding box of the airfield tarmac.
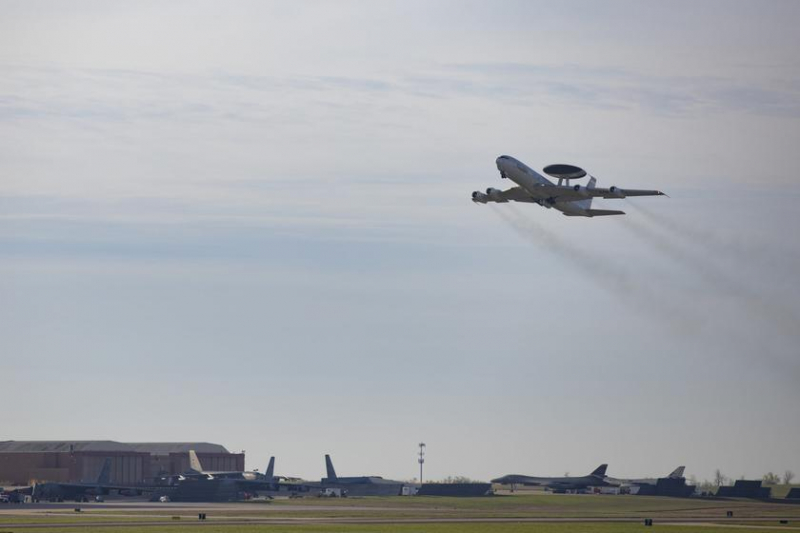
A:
[1,494,799,532]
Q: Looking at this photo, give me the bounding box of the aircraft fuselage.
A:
[495,156,593,216]
[491,473,614,490]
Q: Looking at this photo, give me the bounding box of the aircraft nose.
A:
[496,155,512,170]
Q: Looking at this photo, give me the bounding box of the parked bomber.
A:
[472,156,665,217]
[31,459,146,501]
[491,464,614,493]
[605,466,686,488]
[157,455,310,502]
[174,450,271,481]
[319,454,406,496]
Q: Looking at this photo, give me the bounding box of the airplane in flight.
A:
[491,464,614,493]
[472,156,665,217]
[605,466,686,488]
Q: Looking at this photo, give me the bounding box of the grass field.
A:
[6,522,800,533]
[1,493,798,532]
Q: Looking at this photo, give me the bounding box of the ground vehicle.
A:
[318,488,347,498]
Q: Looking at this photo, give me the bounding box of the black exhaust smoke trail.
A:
[491,205,697,330]
[625,200,798,270]
[616,209,799,381]
[493,206,800,382]
[618,215,800,339]
[495,205,628,288]
[492,206,799,383]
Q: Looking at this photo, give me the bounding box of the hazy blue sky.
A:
[2,0,799,483]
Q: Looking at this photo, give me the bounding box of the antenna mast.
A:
[418,442,426,484]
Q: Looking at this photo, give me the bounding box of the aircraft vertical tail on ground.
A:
[590,464,608,477]
[188,450,204,473]
[96,458,112,484]
[325,454,338,480]
[265,457,275,479]
[669,466,685,479]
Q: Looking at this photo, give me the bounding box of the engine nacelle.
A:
[572,184,590,197]
[471,191,488,203]
[486,187,504,201]
[607,186,626,198]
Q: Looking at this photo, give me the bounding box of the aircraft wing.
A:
[473,186,538,203]
[493,186,538,202]
[594,187,665,198]
[535,184,665,200]
[234,478,312,493]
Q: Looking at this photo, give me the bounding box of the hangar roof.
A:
[0,441,230,454]
[124,442,229,454]
[0,441,132,453]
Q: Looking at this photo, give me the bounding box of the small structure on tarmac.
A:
[416,483,491,497]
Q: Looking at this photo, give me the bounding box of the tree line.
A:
[691,469,795,490]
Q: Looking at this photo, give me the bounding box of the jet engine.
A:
[486,188,504,201]
[607,186,626,198]
[471,191,488,203]
[572,184,591,197]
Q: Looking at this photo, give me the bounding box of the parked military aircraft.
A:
[605,466,685,488]
[491,464,613,493]
[319,454,405,496]
[472,156,665,217]
[176,450,271,481]
[160,456,310,501]
[31,459,145,501]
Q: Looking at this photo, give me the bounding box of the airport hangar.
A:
[0,441,243,486]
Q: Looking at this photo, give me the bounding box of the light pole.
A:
[418,443,426,484]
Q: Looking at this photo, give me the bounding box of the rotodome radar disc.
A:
[543,164,587,180]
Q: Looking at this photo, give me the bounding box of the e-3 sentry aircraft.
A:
[472,155,666,217]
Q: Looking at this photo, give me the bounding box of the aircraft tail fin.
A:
[669,466,685,479]
[188,450,204,473]
[325,454,338,480]
[96,458,112,484]
[590,464,608,477]
[265,457,275,479]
